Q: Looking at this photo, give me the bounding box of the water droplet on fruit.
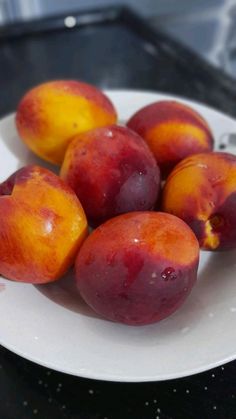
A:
[138,168,147,175]
[161,267,177,281]
[106,252,116,266]
[107,130,113,138]
[211,175,224,187]
[45,220,53,234]
[197,163,208,169]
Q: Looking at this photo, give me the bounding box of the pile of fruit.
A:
[1,80,236,326]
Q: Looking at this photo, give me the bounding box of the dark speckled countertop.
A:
[0,7,236,419]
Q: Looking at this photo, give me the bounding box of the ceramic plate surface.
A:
[1,90,236,382]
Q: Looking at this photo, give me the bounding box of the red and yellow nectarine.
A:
[16,80,117,165]
[127,100,214,177]
[162,152,236,250]
[0,165,88,283]
[76,212,199,325]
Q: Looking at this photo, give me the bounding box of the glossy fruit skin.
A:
[75,212,199,325]
[162,152,236,250]
[60,125,161,225]
[0,165,88,283]
[16,80,117,165]
[127,100,214,177]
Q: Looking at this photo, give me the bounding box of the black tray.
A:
[0,6,236,419]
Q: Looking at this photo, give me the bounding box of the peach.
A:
[162,152,236,250]
[75,212,199,325]
[60,125,161,225]
[16,80,117,165]
[127,100,214,177]
[0,165,88,283]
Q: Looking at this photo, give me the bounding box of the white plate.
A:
[1,90,236,382]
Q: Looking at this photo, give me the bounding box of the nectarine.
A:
[0,165,88,283]
[162,152,236,250]
[16,80,117,165]
[127,100,214,177]
[76,212,199,325]
[60,125,161,225]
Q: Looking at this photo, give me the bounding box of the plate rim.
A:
[1,89,236,382]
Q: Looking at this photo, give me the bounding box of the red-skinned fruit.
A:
[60,125,161,225]
[127,100,214,177]
[75,212,199,325]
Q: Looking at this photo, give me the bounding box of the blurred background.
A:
[1,0,236,77]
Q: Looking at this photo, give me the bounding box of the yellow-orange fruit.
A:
[0,165,88,283]
[16,80,117,165]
